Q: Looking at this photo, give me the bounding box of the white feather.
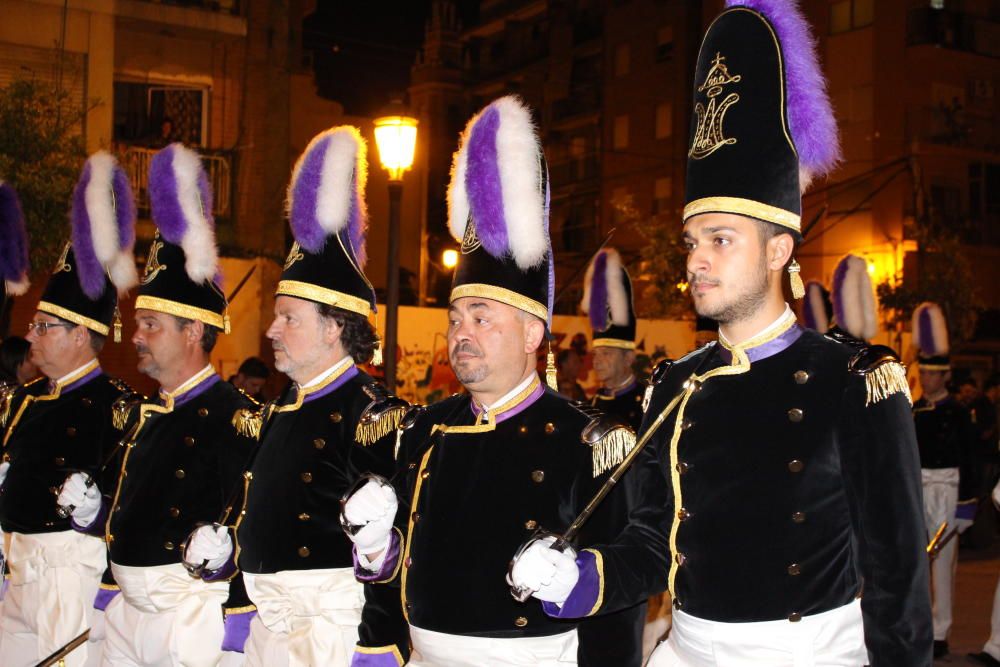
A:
[446,110,476,243]
[84,151,138,292]
[837,255,876,340]
[108,253,138,293]
[5,277,29,296]
[604,249,630,326]
[493,96,547,269]
[315,127,366,233]
[171,146,218,283]
[580,257,596,315]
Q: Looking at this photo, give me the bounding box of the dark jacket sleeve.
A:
[838,374,932,667]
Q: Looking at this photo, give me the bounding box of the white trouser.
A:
[922,467,959,640]
[0,530,106,667]
[983,573,1000,661]
[242,568,365,667]
[648,599,868,667]
[408,625,578,666]
[103,562,228,667]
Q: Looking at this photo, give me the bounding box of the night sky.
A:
[303,0,480,116]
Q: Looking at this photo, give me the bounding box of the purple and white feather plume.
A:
[581,248,628,332]
[71,151,138,298]
[725,0,841,191]
[0,181,29,296]
[802,280,829,333]
[148,143,218,284]
[287,126,369,265]
[447,95,548,270]
[913,302,948,357]
[831,254,877,341]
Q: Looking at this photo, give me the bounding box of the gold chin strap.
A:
[788,258,805,300]
[545,341,558,391]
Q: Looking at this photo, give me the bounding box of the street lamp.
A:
[442,248,458,269]
[373,107,418,391]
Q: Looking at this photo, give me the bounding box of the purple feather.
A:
[0,183,29,284]
[726,0,841,180]
[465,105,509,258]
[289,135,331,253]
[70,161,107,300]
[589,250,609,331]
[918,307,935,356]
[830,256,849,330]
[112,165,136,252]
[149,146,185,244]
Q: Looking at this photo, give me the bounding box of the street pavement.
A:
[935,541,1000,666]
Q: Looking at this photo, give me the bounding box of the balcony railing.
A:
[121,145,234,221]
[135,0,242,16]
[907,7,1000,58]
[907,107,1000,154]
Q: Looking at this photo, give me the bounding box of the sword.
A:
[927,522,959,562]
[34,628,89,667]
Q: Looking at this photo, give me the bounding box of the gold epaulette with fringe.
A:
[111,398,135,431]
[848,345,912,407]
[356,384,409,447]
[0,382,16,430]
[232,408,263,440]
[574,404,637,477]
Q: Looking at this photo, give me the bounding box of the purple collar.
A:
[470,375,545,426]
[717,323,803,366]
[302,364,358,404]
[59,365,102,395]
[172,374,220,408]
[597,376,638,398]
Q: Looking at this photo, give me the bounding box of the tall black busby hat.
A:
[136,144,229,332]
[278,126,375,317]
[37,152,138,340]
[581,248,636,349]
[447,96,553,326]
[913,302,949,371]
[0,182,30,314]
[684,1,840,298]
[830,254,877,341]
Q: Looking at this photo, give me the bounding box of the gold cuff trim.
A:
[134,296,226,330]
[591,338,636,350]
[99,583,120,591]
[37,302,110,336]
[353,645,405,666]
[224,605,257,615]
[450,284,548,323]
[276,280,371,317]
[371,527,404,585]
[582,548,605,617]
[683,197,800,232]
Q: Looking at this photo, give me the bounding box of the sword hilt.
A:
[339,472,393,537]
[508,528,573,603]
[55,471,95,519]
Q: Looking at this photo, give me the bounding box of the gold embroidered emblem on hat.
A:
[284,241,305,269]
[460,219,482,255]
[689,52,742,160]
[141,237,166,285]
[53,242,72,274]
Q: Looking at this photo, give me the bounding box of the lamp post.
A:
[373,109,418,391]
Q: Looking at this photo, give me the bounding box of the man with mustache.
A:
[342,96,638,666]
[511,2,932,665]
[60,144,258,666]
[185,127,409,667]
[0,156,135,667]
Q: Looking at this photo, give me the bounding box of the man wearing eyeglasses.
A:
[0,151,138,667]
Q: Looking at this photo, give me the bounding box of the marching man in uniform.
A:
[59,143,258,666]
[184,127,410,666]
[342,95,638,666]
[1,152,137,666]
[911,301,979,659]
[511,1,933,665]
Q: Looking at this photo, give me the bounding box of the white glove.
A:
[57,473,101,527]
[508,536,579,605]
[183,524,233,571]
[0,461,9,487]
[342,479,397,555]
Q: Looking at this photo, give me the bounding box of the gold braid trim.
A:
[356,404,408,446]
[112,399,133,431]
[591,427,637,478]
[0,384,15,430]
[865,361,912,407]
[232,408,263,440]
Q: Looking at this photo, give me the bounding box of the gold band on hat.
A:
[449,283,548,323]
[134,295,227,330]
[276,280,371,317]
[37,301,111,336]
[683,196,800,232]
[592,338,636,350]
